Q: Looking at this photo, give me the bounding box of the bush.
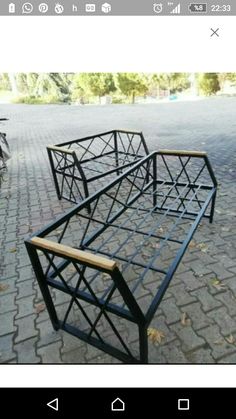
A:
[11,94,67,104]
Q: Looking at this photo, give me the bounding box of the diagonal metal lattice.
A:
[26,150,217,363]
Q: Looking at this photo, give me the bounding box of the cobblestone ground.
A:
[0,97,236,364]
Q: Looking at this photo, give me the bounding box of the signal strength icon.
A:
[170,3,180,14]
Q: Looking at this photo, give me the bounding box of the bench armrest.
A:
[158,149,207,157]
[30,237,117,271]
[47,145,75,155]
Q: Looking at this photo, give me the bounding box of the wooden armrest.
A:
[158,149,207,157]
[47,145,75,155]
[30,237,117,271]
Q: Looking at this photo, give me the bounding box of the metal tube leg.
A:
[83,181,91,214]
[153,155,157,209]
[47,149,62,200]
[25,243,60,330]
[139,325,148,363]
[209,190,217,223]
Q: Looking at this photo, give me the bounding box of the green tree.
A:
[197,73,220,96]
[0,73,11,91]
[33,73,71,101]
[152,73,190,93]
[73,73,116,102]
[116,73,148,103]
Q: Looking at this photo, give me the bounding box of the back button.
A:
[47,398,59,411]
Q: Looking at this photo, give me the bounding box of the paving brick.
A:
[169,283,197,307]
[3,263,18,279]
[0,311,17,336]
[220,352,236,363]
[37,341,63,363]
[6,224,17,233]
[186,347,215,363]
[170,324,205,353]
[209,263,235,280]
[17,266,34,282]
[159,341,189,363]
[175,270,206,292]
[85,344,112,362]
[161,298,182,324]
[215,291,236,317]
[198,325,236,360]
[0,334,16,363]
[16,279,34,299]
[15,314,38,343]
[191,287,222,312]
[184,260,212,277]
[0,277,16,295]
[182,302,213,330]
[224,277,236,298]
[15,295,35,319]
[0,292,17,314]
[15,337,41,363]
[36,319,62,347]
[61,333,86,354]
[62,346,87,363]
[207,307,236,336]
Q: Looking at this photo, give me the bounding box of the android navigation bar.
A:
[1,1,236,16]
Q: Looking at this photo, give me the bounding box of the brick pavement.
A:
[0,97,236,363]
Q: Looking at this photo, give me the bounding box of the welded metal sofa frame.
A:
[25,150,217,363]
[0,118,10,172]
[47,129,149,204]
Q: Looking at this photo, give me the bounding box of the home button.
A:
[111,397,125,412]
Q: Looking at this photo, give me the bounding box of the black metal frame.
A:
[25,150,217,363]
[47,129,149,204]
[0,118,10,172]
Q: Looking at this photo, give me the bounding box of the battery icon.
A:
[189,3,207,13]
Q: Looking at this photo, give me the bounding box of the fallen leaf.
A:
[35,303,46,314]
[189,240,197,249]
[181,312,191,326]
[225,335,235,344]
[214,339,224,345]
[197,243,208,253]
[102,273,110,281]
[0,283,9,292]
[211,278,226,291]
[55,229,63,236]
[9,247,17,253]
[147,328,165,344]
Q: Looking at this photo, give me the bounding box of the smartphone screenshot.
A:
[0,0,236,415]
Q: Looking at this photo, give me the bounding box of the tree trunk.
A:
[8,73,18,95]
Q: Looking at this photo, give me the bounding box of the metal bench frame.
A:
[25,150,217,363]
[0,118,9,172]
[47,129,149,204]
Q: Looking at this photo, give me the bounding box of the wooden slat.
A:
[30,237,117,271]
[47,145,75,155]
[158,149,207,157]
